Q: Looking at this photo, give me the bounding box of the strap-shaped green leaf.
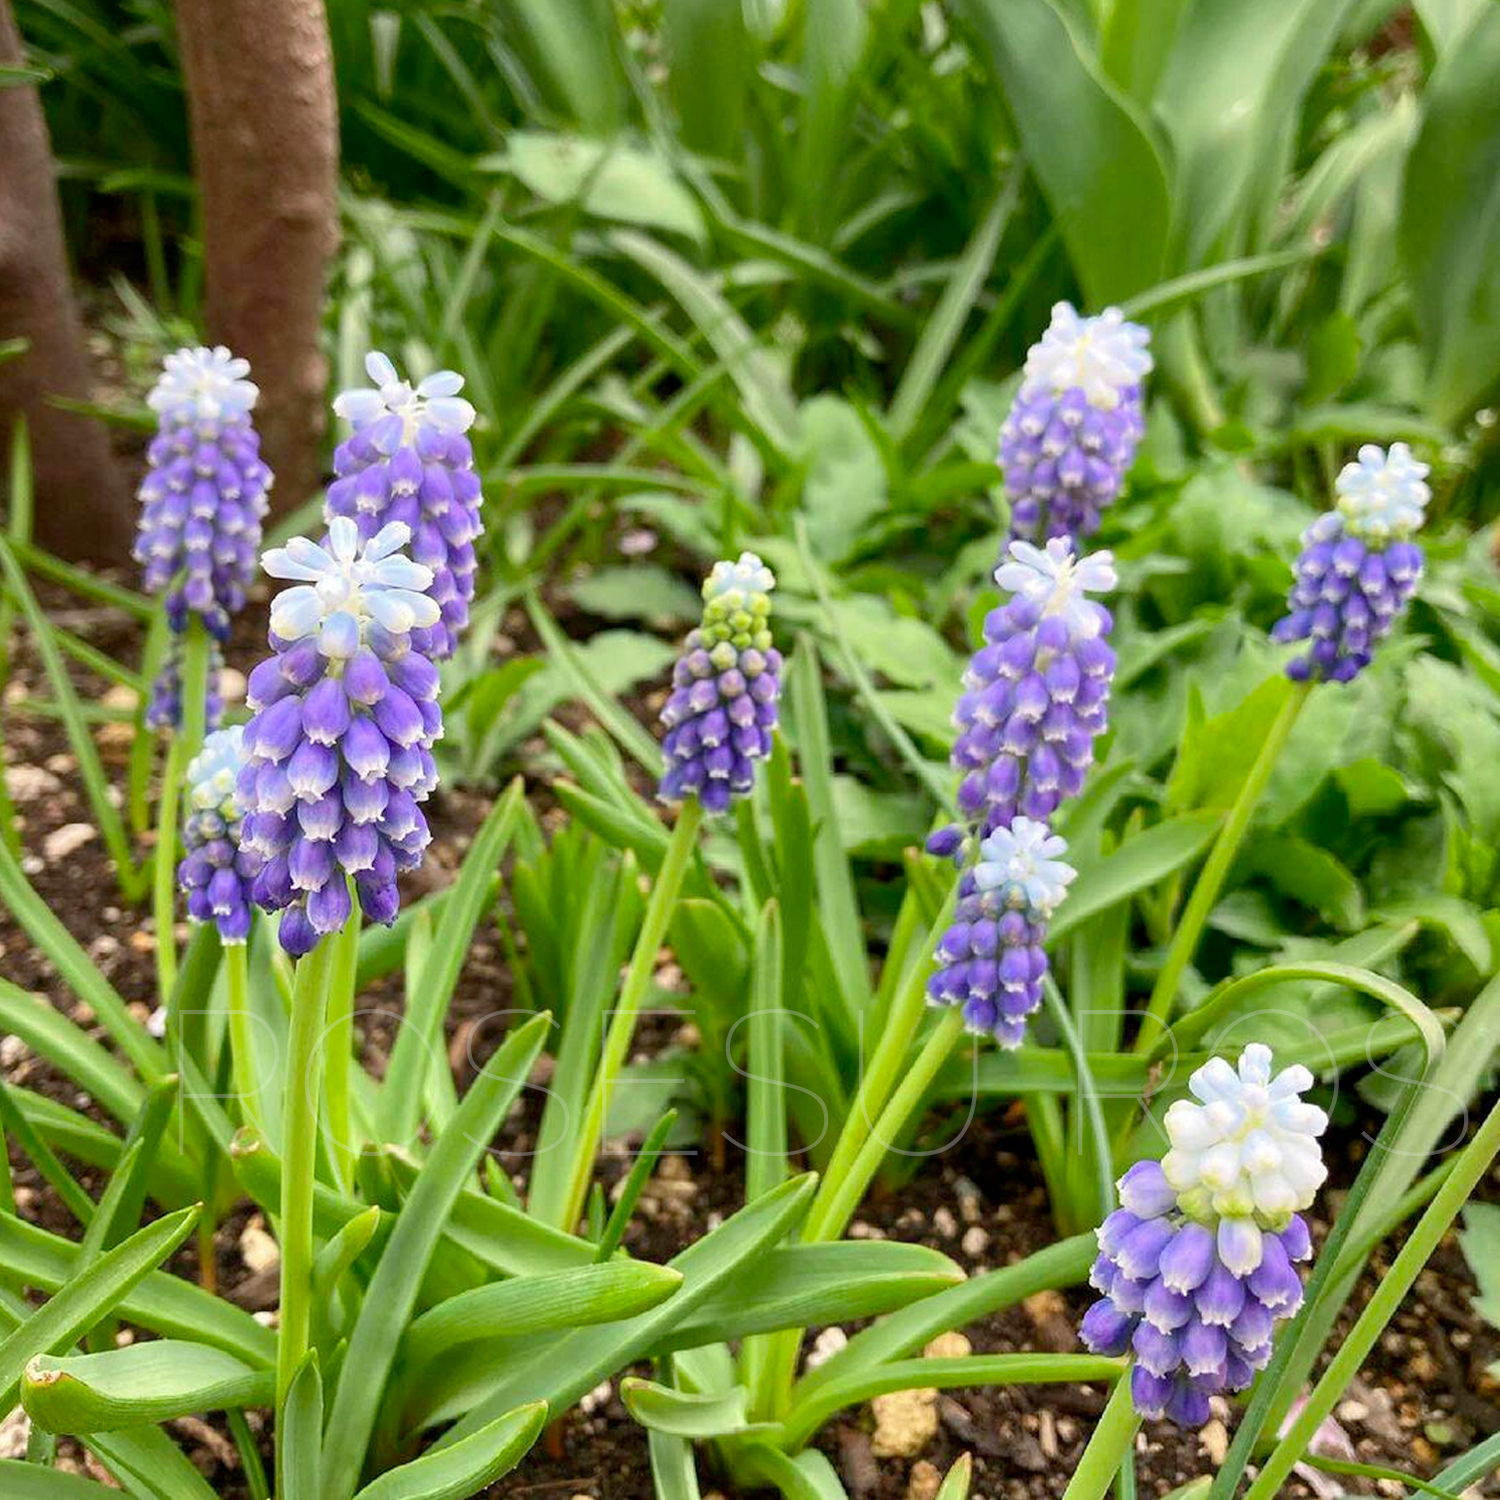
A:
[280,1354,324,1500]
[412,1175,818,1438]
[322,1012,552,1499]
[380,780,525,1143]
[401,1260,683,1374]
[646,1240,962,1355]
[624,1378,776,1439]
[0,1206,198,1411]
[0,1463,123,1499]
[0,1208,274,1367]
[350,1401,547,1500]
[23,1341,270,1433]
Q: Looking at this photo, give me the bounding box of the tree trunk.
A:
[173,0,339,520]
[0,0,132,561]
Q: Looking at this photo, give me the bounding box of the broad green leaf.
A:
[568,564,703,624]
[1051,811,1223,939]
[0,1206,198,1411]
[81,1426,219,1500]
[1400,5,1500,424]
[1152,0,1357,266]
[0,1209,273,1367]
[1244,834,1363,929]
[351,1401,547,1500]
[23,1342,269,1433]
[508,0,625,131]
[954,0,1170,302]
[644,1241,964,1353]
[799,396,887,563]
[414,1175,818,1437]
[661,0,752,156]
[623,1378,775,1438]
[281,1355,323,1500]
[323,1014,552,1499]
[401,1261,683,1374]
[380,781,525,1143]
[1413,0,1492,55]
[487,132,705,244]
[0,1464,122,1498]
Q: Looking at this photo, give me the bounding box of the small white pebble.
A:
[805,1327,848,1371]
[43,822,96,862]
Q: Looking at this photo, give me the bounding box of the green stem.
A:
[152,733,187,1000]
[555,798,703,1232]
[324,896,361,1189]
[1060,1370,1141,1500]
[225,943,260,1136]
[276,931,337,1490]
[150,622,211,1001]
[806,883,956,1235]
[1134,683,1308,1051]
[1244,1091,1500,1500]
[805,1005,966,1245]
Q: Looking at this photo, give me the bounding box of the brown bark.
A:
[0,1,132,561]
[173,0,339,519]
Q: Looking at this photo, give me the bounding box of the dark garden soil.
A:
[3,589,1500,1499]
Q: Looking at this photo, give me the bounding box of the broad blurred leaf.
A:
[799,395,888,562]
[955,0,1171,302]
[1400,6,1500,424]
[487,132,706,244]
[568,565,703,624]
[661,0,752,156]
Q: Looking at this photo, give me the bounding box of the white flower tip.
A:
[705,552,776,603]
[1021,302,1152,409]
[148,345,258,423]
[1335,442,1430,541]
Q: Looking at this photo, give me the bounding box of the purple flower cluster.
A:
[329,352,483,661]
[134,348,272,683]
[1273,444,1429,684]
[1081,1046,1328,1426]
[146,637,225,733]
[659,554,781,813]
[927,817,1075,1047]
[1000,304,1151,544]
[237,519,443,956]
[1082,1164,1312,1425]
[177,726,259,943]
[930,539,1116,858]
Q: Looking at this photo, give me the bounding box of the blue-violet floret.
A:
[1000,303,1151,544]
[237,517,443,955]
[134,346,272,644]
[1272,443,1428,683]
[1080,1045,1328,1425]
[658,553,782,813]
[177,725,259,943]
[329,351,483,660]
[930,538,1115,860]
[927,816,1075,1048]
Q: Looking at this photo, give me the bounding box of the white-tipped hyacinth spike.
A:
[147,346,259,425]
[264,518,439,661]
[333,351,476,454]
[1335,442,1431,544]
[1020,303,1153,411]
[703,551,776,603]
[972,816,1076,916]
[1163,1044,1329,1230]
[995,537,1117,637]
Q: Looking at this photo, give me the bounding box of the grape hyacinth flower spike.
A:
[928,816,1074,1047]
[1000,303,1152,544]
[237,517,444,956]
[147,638,225,733]
[930,537,1116,860]
[1080,1044,1329,1426]
[134,347,272,726]
[177,726,259,943]
[1273,443,1429,683]
[329,351,483,660]
[659,553,782,813]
